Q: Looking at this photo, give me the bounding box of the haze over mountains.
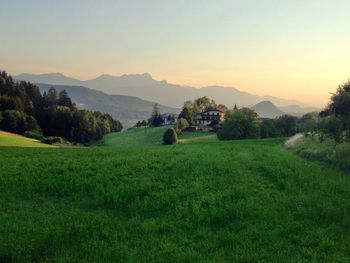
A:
[15,72,319,126]
[15,72,318,109]
[37,84,178,128]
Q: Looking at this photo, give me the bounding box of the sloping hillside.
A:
[0,131,54,147]
[37,84,179,128]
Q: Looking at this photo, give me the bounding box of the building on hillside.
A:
[196,108,225,126]
[162,113,178,125]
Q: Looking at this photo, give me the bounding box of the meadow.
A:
[1,130,350,262]
[0,131,54,148]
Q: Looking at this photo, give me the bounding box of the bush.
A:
[41,136,64,145]
[24,131,43,140]
[217,108,260,140]
[163,128,177,145]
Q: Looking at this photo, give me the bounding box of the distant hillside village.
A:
[135,94,343,144]
[136,97,272,132]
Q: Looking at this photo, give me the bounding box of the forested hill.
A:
[0,71,122,143]
[37,83,179,128]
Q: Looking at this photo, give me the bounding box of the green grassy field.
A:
[97,126,170,147]
[1,130,350,262]
[98,126,217,147]
[0,131,54,148]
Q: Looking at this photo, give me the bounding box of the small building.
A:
[162,113,178,125]
[196,108,225,126]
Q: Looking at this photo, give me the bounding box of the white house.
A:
[196,108,225,126]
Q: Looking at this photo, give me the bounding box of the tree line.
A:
[0,71,122,143]
[217,108,301,140]
[217,80,350,142]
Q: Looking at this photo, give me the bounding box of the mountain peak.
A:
[252,100,284,118]
[255,100,276,106]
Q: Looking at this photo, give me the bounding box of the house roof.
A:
[202,108,225,114]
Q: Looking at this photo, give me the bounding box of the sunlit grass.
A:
[0,131,54,148]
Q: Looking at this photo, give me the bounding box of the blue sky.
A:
[1,0,350,106]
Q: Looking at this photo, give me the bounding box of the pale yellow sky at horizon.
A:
[1,0,349,107]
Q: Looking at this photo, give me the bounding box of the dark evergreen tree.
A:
[58,90,73,108]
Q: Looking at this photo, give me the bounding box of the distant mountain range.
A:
[37,84,178,128]
[15,72,319,125]
[15,72,318,110]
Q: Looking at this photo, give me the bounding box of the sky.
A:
[0,0,349,107]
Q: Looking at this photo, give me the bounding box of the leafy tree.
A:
[324,115,343,144]
[320,80,350,141]
[194,96,216,112]
[260,119,278,138]
[0,110,39,134]
[71,110,98,142]
[298,113,318,138]
[275,115,298,137]
[217,108,260,140]
[324,80,350,117]
[163,128,177,145]
[178,107,195,125]
[174,118,189,134]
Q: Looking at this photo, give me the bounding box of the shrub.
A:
[41,136,64,145]
[163,128,177,145]
[24,131,43,140]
